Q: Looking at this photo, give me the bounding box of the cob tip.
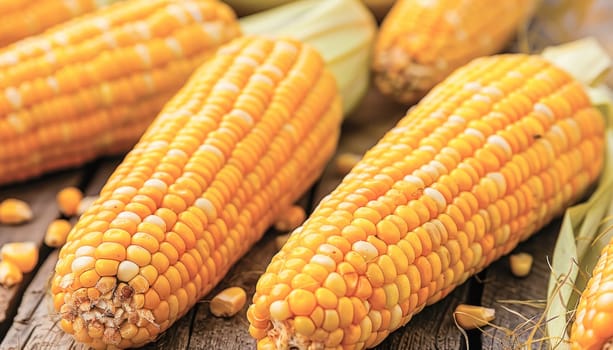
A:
[372,46,444,104]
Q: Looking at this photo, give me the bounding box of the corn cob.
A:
[0,0,241,186]
[373,0,537,105]
[248,53,605,349]
[238,0,376,115]
[570,236,613,350]
[50,35,342,349]
[0,0,124,47]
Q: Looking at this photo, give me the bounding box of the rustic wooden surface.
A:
[0,1,612,349]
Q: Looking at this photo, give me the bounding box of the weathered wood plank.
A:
[177,232,279,350]
[376,284,472,350]
[0,250,76,350]
[0,158,124,350]
[0,169,84,337]
[480,220,561,350]
[80,156,124,197]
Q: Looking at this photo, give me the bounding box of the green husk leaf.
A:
[238,0,377,115]
[543,38,613,349]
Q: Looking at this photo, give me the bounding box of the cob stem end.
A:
[372,47,438,104]
[268,319,323,350]
[60,283,157,347]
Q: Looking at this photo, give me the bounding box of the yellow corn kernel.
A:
[0,260,23,287]
[51,35,342,349]
[275,233,292,250]
[274,205,306,232]
[0,198,33,224]
[57,187,84,217]
[248,53,605,348]
[0,0,124,47]
[372,0,538,104]
[1,242,38,273]
[210,287,248,318]
[453,304,496,330]
[335,152,362,176]
[570,237,613,349]
[509,252,533,278]
[77,196,99,216]
[45,219,72,248]
[0,0,242,186]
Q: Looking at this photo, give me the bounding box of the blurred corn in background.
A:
[0,0,124,47]
[0,0,241,186]
[372,0,538,105]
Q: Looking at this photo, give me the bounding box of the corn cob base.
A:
[51,36,343,349]
[250,54,605,349]
[372,0,536,105]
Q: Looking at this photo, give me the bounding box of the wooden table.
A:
[0,1,611,349]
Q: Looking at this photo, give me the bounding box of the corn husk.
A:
[543,38,613,349]
[238,0,377,115]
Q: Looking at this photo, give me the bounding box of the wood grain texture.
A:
[479,220,561,350]
[0,169,83,337]
[375,284,472,350]
[0,158,123,350]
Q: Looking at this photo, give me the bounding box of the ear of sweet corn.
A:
[248,53,605,349]
[50,35,342,349]
[0,0,124,47]
[0,0,241,186]
[570,236,613,350]
[373,0,538,105]
[238,0,376,115]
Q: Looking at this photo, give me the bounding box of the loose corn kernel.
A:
[274,205,306,232]
[335,153,362,176]
[210,287,247,318]
[0,198,33,225]
[57,187,84,217]
[1,242,38,273]
[0,260,23,287]
[453,304,496,330]
[509,252,533,278]
[45,219,73,248]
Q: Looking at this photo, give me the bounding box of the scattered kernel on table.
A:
[509,252,534,277]
[0,242,39,273]
[0,260,23,287]
[0,198,33,225]
[56,187,83,217]
[454,304,496,330]
[44,219,73,248]
[210,287,248,318]
[335,152,362,176]
[274,205,306,232]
